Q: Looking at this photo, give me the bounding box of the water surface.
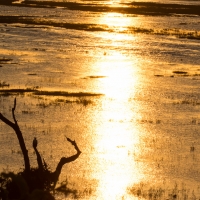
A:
[1,0,200,199]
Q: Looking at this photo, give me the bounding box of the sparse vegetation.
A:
[0,81,10,88]
[128,182,198,200]
[0,16,199,40]
[0,88,103,98]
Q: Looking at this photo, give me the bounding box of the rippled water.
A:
[1,0,200,199]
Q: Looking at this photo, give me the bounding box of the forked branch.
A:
[50,137,81,188]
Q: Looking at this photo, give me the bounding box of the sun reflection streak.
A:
[95,51,139,101]
[98,12,136,33]
[93,105,144,199]
[84,10,146,199]
[88,49,144,199]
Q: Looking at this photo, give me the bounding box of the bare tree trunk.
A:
[0,98,30,173]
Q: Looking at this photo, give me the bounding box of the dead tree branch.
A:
[51,137,81,188]
[0,98,30,173]
[33,137,44,171]
[0,98,82,194]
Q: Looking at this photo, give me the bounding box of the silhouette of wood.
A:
[32,136,81,189]
[0,98,31,173]
[51,137,81,188]
[33,137,44,171]
[0,98,81,193]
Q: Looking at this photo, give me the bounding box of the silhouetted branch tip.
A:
[12,97,17,124]
[33,137,38,148]
[65,136,81,154]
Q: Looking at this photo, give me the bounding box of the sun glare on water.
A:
[86,13,145,198]
[99,12,134,33]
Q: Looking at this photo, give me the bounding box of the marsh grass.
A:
[173,71,188,75]
[0,16,200,40]
[173,99,200,106]
[54,180,95,200]
[154,71,200,78]
[76,97,93,106]
[0,88,103,98]
[0,81,10,88]
[128,182,199,200]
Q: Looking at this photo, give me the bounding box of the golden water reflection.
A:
[89,49,144,198]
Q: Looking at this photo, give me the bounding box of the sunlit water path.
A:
[1,0,200,199]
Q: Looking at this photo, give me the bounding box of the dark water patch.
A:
[179,22,187,25]
[86,76,107,79]
[28,73,37,76]
[173,71,188,74]
[32,48,46,51]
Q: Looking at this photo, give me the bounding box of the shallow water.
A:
[1,0,200,199]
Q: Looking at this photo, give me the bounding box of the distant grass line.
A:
[34,90,103,97]
[0,16,109,32]
[0,81,10,88]
[0,89,104,97]
[0,16,199,40]
[1,1,200,16]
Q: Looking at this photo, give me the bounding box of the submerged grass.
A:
[128,182,199,200]
[0,88,103,97]
[0,81,10,88]
[0,88,100,106]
